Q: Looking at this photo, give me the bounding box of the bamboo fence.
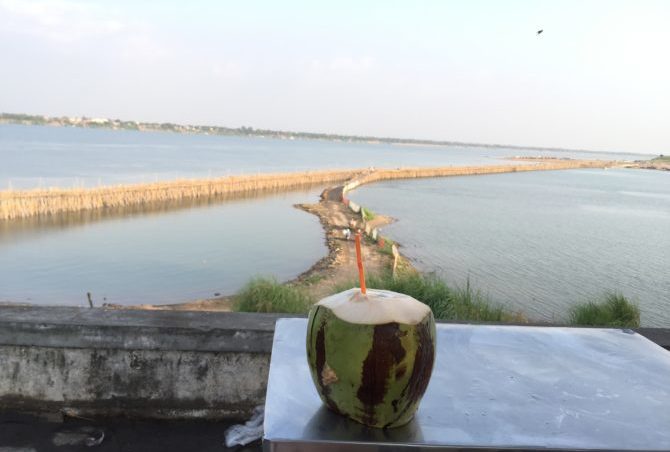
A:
[0,169,357,221]
[0,160,613,221]
[343,160,613,192]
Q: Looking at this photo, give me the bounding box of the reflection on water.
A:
[350,168,670,327]
[0,186,327,306]
[1,185,327,245]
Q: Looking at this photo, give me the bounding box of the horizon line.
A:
[0,111,654,157]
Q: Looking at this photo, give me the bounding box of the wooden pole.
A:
[355,232,366,294]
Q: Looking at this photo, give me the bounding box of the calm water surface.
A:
[0,124,650,189]
[349,169,670,327]
[0,125,662,311]
[0,188,326,306]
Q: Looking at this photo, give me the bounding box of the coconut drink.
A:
[306,233,436,428]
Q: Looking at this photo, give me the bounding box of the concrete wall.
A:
[0,306,281,420]
[0,306,667,421]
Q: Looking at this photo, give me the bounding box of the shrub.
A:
[569,292,640,327]
[233,277,313,314]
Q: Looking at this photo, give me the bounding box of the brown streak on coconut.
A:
[403,318,435,406]
[314,323,327,396]
[357,323,406,425]
[313,316,343,415]
[383,316,435,428]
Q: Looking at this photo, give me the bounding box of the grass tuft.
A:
[361,207,376,221]
[449,278,508,322]
[569,292,640,327]
[233,274,639,327]
[333,271,513,322]
[233,276,313,314]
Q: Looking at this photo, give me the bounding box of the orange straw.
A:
[355,232,367,294]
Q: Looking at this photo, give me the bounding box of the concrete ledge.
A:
[0,346,267,419]
[0,307,289,420]
[636,327,670,350]
[0,306,667,421]
[0,306,282,353]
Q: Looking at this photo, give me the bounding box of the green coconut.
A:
[306,288,436,428]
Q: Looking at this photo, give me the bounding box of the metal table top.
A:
[263,319,670,451]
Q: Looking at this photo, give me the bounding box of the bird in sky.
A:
[537,29,544,35]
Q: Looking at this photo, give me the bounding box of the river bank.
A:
[622,160,670,171]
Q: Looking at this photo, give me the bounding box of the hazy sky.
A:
[1,0,668,153]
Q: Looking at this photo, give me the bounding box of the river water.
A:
[0,124,647,189]
[0,188,326,306]
[349,169,670,327]
[0,124,663,312]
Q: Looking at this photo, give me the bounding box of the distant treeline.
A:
[1,112,591,153]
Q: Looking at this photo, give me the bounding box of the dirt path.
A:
[291,200,396,301]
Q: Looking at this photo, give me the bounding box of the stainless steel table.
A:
[263,318,670,451]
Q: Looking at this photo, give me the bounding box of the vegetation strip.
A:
[0,159,614,220]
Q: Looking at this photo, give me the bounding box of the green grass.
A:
[569,292,640,328]
[361,207,376,221]
[232,273,638,328]
[233,276,313,314]
[652,155,670,163]
[333,271,512,322]
[301,273,326,286]
[449,278,509,322]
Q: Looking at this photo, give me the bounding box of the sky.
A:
[0,0,668,153]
